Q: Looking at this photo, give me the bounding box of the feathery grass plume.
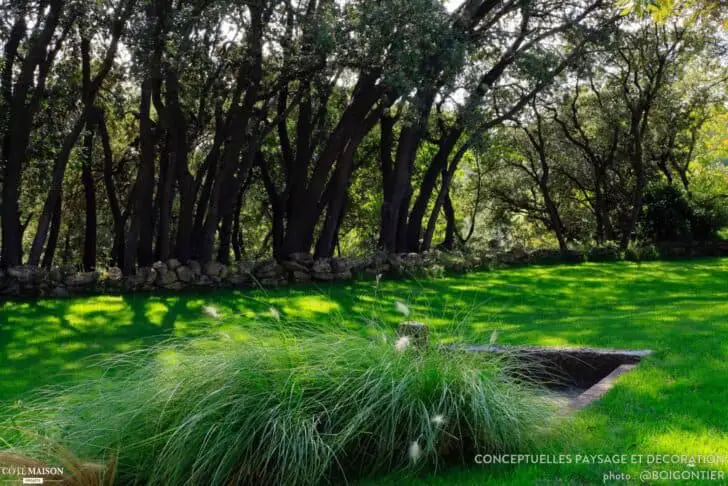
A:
[6,325,556,486]
[201,305,221,319]
[395,301,410,317]
[408,441,422,464]
[394,335,411,352]
[269,306,281,320]
[431,414,446,427]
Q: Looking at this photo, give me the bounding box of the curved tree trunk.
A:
[41,195,62,269]
[98,110,126,267]
[81,118,97,270]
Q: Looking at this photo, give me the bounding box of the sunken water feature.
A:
[396,321,651,412]
[463,345,652,411]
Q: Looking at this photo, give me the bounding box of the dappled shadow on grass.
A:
[354,260,728,484]
[1,259,728,484]
[2,259,728,401]
[0,283,389,401]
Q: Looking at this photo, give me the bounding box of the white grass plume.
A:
[394,335,411,352]
[201,305,221,319]
[395,301,410,317]
[408,441,422,463]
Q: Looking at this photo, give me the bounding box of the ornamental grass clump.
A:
[6,328,555,485]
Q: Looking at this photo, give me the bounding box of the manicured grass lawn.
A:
[2,258,728,484]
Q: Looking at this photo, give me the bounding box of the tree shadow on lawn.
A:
[0,284,369,402]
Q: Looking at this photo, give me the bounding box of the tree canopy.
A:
[0,0,726,273]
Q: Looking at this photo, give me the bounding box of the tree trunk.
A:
[199,8,264,263]
[420,141,467,251]
[99,110,126,267]
[217,210,234,264]
[441,192,457,251]
[257,152,285,259]
[154,138,175,262]
[27,113,89,265]
[41,195,62,269]
[380,125,419,253]
[81,118,97,270]
[543,188,567,252]
[231,189,245,261]
[620,167,646,251]
[0,1,65,268]
[281,74,382,257]
[406,128,462,252]
[315,109,380,258]
[124,78,156,274]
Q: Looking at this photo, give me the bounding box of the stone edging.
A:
[1,241,727,299]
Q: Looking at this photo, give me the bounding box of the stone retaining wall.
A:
[1,241,727,299]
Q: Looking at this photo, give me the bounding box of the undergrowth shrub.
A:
[640,183,728,243]
[529,249,585,265]
[624,244,660,262]
[587,243,623,262]
[5,329,554,486]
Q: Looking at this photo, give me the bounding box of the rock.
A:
[159,269,179,288]
[0,280,19,297]
[50,286,70,298]
[281,260,310,273]
[188,260,201,276]
[351,257,372,273]
[365,262,390,274]
[331,258,353,273]
[292,271,312,283]
[238,261,255,275]
[312,258,331,274]
[107,267,123,281]
[166,258,182,271]
[65,272,98,287]
[334,270,353,281]
[312,271,334,282]
[152,262,168,284]
[288,252,314,266]
[197,275,213,287]
[176,265,194,283]
[255,259,283,279]
[227,273,251,286]
[372,252,389,266]
[121,267,156,290]
[49,267,63,283]
[8,265,38,283]
[260,277,285,287]
[204,261,225,278]
[387,253,404,270]
[124,273,144,290]
[135,267,157,286]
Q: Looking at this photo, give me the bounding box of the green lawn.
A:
[2,259,728,484]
